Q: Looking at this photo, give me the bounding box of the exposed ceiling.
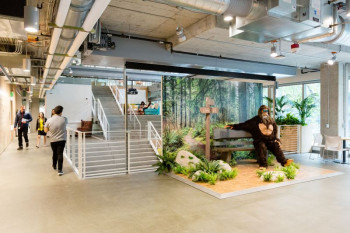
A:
[97,0,350,69]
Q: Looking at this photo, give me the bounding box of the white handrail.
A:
[148,121,161,155]
[92,94,96,117]
[97,98,110,140]
[109,85,124,115]
[128,104,141,131]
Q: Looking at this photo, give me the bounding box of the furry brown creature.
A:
[226,105,293,168]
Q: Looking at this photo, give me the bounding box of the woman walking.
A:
[36,112,47,148]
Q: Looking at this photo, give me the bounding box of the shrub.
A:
[267,154,275,166]
[153,151,177,175]
[195,160,221,174]
[229,158,237,167]
[219,169,238,181]
[256,168,266,177]
[192,171,218,185]
[282,165,297,179]
[163,128,184,152]
[173,165,190,176]
[290,162,300,169]
[263,172,273,182]
[276,113,302,125]
[275,175,285,183]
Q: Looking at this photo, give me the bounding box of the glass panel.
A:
[263,87,268,106]
[276,84,302,117]
[305,83,320,133]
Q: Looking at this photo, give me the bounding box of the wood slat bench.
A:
[213,128,255,162]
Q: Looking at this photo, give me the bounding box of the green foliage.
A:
[189,150,206,162]
[233,150,256,160]
[163,127,184,152]
[290,162,300,169]
[192,171,218,185]
[282,165,297,179]
[275,175,285,183]
[182,127,191,136]
[219,169,238,181]
[267,154,275,166]
[276,113,303,125]
[195,160,221,174]
[256,168,266,177]
[263,172,273,182]
[292,94,317,125]
[192,122,205,138]
[229,158,237,167]
[153,152,177,175]
[173,165,190,176]
[264,96,290,118]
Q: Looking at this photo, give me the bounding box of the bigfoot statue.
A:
[225,105,293,168]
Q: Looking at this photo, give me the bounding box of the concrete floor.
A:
[1,134,350,233]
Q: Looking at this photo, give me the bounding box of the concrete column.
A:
[320,63,346,137]
[30,98,40,133]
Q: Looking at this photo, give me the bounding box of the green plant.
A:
[267,154,275,166]
[282,165,297,179]
[163,127,184,152]
[290,162,300,169]
[218,169,238,181]
[264,96,290,118]
[173,165,190,176]
[275,175,285,183]
[292,94,317,125]
[195,160,221,174]
[229,158,237,167]
[263,172,273,182]
[192,171,218,185]
[153,152,177,175]
[276,113,302,125]
[256,168,266,177]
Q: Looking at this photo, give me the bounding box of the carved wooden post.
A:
[200,97,218,160]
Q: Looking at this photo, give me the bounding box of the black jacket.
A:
[14,111,33,128]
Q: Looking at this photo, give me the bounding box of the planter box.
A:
[277,125,313,154]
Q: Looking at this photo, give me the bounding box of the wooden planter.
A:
[277,125,301,154]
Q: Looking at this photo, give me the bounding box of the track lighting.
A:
[176,26,186,42]
[327,52,337,65]
[24,6,39,33]
[270,43,278,57]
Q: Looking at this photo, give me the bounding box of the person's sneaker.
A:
[52,165,57,170]
[26,142,29,147]
[284,159,294,167]
[17,147,23,150]
[58,170,64,176]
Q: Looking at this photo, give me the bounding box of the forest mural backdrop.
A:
[162,76,263,157]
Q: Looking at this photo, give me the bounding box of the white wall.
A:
[119,89,147,104]
[45,83,92,129]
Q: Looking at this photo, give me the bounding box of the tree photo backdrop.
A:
[162,76,263,157]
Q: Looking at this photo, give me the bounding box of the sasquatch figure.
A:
[225,105,293,168]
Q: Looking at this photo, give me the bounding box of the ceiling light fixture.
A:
[23,43,31,72]
[176,26,186,42]
[69,68,73,74]
[327,52,337,65]
[270,43,278,58]
[346,0,350,17]
[24,6,39,33]
[223,15,233,22]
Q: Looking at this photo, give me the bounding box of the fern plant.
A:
[264,96,290,118]
[153,152,177,175]
[263,172,273,182]
[218,169,238,181]
[195,160,221,174]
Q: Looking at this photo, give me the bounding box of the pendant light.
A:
[23,43,31,72]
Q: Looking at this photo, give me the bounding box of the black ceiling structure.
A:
[125,62,276,81]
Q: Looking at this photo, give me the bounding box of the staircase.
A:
[82,86,161,177]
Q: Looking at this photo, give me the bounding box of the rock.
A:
[176,150,201,168]
[192,170,203,181]
[218,160,232,172]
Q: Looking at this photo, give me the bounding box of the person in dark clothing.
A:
[45,105,67,176]
[225,105,293,168]
[14,106,33,150]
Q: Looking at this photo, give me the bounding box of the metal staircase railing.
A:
[148,121,162,155]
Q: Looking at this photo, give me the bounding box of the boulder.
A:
[218,160,232,172]
[176,150,201,168]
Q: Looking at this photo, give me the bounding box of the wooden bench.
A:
[213,128,255,162]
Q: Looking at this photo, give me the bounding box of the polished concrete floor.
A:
[1,134,350,233]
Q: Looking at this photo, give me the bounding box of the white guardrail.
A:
[148,121,162,155]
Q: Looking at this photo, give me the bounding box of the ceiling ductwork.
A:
[161,0,350,49]
[40,0,110,97]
